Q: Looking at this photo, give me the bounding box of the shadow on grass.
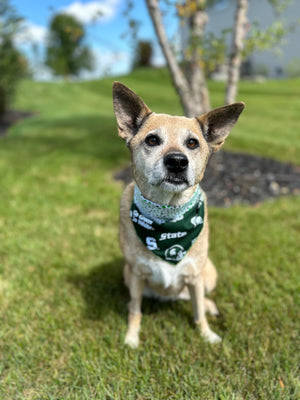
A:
[68,258,128,320]
[68,257,201,327]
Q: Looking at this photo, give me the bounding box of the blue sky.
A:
[12,0,173,80]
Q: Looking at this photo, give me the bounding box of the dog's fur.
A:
[113,82,245,347]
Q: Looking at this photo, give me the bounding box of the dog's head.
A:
[113,82,244,193]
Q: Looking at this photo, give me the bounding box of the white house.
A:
[207,0,300,78]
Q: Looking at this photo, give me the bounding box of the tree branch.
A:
[188,1,211,113]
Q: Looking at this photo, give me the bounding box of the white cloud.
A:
[15,23,48,44]
[61,0,122,25]
[80,47,131,79]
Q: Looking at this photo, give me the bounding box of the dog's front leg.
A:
[124,271,145,348]
[188,277,222,344]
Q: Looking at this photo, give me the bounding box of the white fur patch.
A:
[137,255,197,298]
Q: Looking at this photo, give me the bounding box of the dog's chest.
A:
[136,254,197,295]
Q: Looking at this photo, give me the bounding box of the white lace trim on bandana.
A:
[133,184,203,224]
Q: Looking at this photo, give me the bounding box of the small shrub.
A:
[132,40,153,69]
[0,0,27,117]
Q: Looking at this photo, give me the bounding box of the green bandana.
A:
[130,185,204,264]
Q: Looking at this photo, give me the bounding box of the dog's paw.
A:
[124,332,139,348]
[204,298,219,316]
[202,329,222,344]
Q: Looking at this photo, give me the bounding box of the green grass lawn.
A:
[0,68,299,399]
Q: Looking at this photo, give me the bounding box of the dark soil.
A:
[0,109,35,137]
[114,151,300,207]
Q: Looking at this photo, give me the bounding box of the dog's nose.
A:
[164,153,188,173]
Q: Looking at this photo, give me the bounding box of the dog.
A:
[113,82,245,348]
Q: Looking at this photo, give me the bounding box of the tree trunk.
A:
[145,0,209,117]
[187,1,211,114]
[225,0,249,105]
[146,0,194,116]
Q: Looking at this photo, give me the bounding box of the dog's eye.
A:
[145,134,161,147]
[186,138,199,149]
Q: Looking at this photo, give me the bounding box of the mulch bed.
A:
[114,151,300,207]
[0,109,36,136]
[1,109,300,207]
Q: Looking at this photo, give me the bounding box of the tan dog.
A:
[113,82,245,347]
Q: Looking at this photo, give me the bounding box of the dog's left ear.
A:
[197,102,245,153]
[113,82,152,144]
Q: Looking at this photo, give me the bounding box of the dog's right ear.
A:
[113,82,152,144]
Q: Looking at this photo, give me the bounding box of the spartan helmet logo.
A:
[165,245,186,262]
[191,215,204,227]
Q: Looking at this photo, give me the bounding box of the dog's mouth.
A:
[148,160,192,191]
[161,173,189,187]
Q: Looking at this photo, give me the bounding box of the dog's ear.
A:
[197,102,245,153]
[113,82,152,143]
